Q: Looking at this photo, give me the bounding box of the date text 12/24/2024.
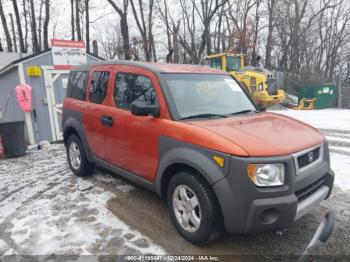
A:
[125,256,220,261]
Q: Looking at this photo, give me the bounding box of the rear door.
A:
[84,68,111,159]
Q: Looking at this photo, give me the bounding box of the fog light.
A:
[260,208,279,224]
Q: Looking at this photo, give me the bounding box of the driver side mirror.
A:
[131,101,160,117]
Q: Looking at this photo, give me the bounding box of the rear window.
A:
[67,71,88,100]
[89,71,110,104]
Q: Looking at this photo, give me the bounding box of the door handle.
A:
[101,115,114,127]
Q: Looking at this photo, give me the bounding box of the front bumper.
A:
[212,143,334,233]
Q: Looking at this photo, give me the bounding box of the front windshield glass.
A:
[162,74,256,120]
[227,56,241,71]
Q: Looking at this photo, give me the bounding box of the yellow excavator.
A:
[206,53,285,107]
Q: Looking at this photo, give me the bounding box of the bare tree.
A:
[178,0,197,63]
[85,0,90,52]
[157,0,180,63]
[12,0,26,53]
[76,0,82,40]
[265,0,276,69]
[43,0,50,49]
[29,0,40,53]
[275,0,335,75]
[71,0,75,40]
[9,13,17,53]
[38,0,44,50]
[0,0,13,52]
[106,0,131,60]
[23,0,29,51]
[130,0,155,61]
[251,0,262,66]
[98,22,124,59]
[226,0,257,54]
[194,0,228,61]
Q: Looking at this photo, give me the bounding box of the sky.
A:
[0,0,170,59]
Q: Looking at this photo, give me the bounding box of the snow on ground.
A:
[330,153,350,191]
[271,107,350,191]
[270,108,350,131]
[0,145,166,256]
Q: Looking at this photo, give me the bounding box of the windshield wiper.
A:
[179,113,227,120]
[228,109,259,116]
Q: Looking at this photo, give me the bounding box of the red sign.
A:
[51,39,85,48]
[50,39,87,69]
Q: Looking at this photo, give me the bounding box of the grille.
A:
[295,177,325,201]
[297,147,320,169]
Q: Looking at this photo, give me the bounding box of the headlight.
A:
[258,83,263,91]
[247,163,284,187]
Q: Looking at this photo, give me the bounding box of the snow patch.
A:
[330,153,350,191]
[116,184,135,193]
[0,144,166,255]
[270,108,350,131]
[0,239,9,255]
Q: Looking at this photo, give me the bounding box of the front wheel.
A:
[167,171,222,244]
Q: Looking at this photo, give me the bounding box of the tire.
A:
[66,134,94,177]
[167,170,222,244]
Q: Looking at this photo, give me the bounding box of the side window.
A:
[67,71,87,100]
[114,73,158,110]
[89,71,110,104]
[209,58,222,70]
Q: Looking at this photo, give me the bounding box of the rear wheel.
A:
[167,171,222,244]
[66,135,94,177]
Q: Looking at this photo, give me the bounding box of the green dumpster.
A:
[298,83,337,109]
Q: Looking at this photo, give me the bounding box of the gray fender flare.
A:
[63,117,93,162]
[155,136,231,195]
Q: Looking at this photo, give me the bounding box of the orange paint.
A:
[64,62,325,182]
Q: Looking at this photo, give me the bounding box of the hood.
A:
[189,112,324,156]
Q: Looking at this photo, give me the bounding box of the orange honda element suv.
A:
[63,61,334,244]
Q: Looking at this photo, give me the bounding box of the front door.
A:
[43,67,70,141]
[103,67,162,181]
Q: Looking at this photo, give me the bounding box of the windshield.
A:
[162,74,257,120]
[227,56,241,71]
[267,77,277,93]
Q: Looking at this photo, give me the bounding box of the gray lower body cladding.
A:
[213,143,334,233]
[62,120,334,234]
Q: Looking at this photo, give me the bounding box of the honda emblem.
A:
[307,151,314,163]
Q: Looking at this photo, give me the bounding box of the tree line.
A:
[1,0,350,86]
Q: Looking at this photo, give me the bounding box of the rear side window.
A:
[114,73,158,110]
[67,71,87,100]
[89,71,110,104]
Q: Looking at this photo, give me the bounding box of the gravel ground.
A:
[0,144,349,261]
[0,144,165,257]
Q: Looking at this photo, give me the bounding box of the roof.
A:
[0,52,27,70]
[206,53,245,59]
[0,49,104,76]
[72,60,227,74]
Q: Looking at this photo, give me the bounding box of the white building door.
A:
[42,66,70,141]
